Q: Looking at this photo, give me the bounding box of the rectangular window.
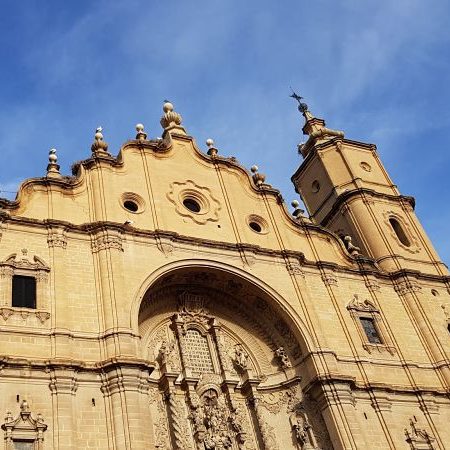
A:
[360,317,382,344]
[12,275,36,309]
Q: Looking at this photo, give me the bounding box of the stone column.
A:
[49,367,78,449]
[165,388,193,450]
[101,363,154,450]
[91,227,136,358]
[316,271,372,449]
[395,276,450,388]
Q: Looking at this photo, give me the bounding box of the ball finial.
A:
[136,123,144,132]
[206,138,214,147]
[163,101,174,113]
[291,200,299,208]
[48,148,58,163]
[95,126,103,140]
[250,165,258,173]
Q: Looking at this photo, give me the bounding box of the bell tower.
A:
[290,94,447,275]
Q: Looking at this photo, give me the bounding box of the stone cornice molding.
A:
[0,356,155,377]
[316,188,415,227]
[292,138,378,181]
[303,373,450,400]
[100,360,152,395]
[1,217,449,285]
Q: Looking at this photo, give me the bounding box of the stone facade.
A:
[0,100,448,449]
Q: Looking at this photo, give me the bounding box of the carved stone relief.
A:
[404,417,435,449]
[149,387,171,450]
[166,179,221,225]
[139,275,329,449]
[1,400,48,448]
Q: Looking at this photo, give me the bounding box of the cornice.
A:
[0,355,155,375]
[292,137,377,182]
[318,188,415,227]
[1,214,449,283]
[304,372,449,399]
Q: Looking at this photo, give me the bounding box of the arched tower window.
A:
[389,218,411,247]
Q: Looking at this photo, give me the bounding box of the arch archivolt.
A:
[131,258,315,353]
[137,264,332,449]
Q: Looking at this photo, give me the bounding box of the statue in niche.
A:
[275,346,292,369]
[229,404,248,449]
[291,409,319,450]
[200,389,233,449]
[157,339,179,370]
[233,344,249,371]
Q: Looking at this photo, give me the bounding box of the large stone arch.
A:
[131,258,315,354]
[134,260,332,450]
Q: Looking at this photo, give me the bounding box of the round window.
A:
[183,198,201,213]
[120,192,145,214]
[360,161,372,172]
[246,215,268,234]
[124,200,139,212]
[311,180,320,193]
[249,221,262,233]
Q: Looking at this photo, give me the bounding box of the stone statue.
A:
[344,235,360,256]
[275,346,291,368]
[292,413,317,449]
[233,344,249,370]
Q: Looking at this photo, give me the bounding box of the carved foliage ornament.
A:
[395,280,423,296]
[91,231,123,253]
[175,290,211,331]
[286,261,305,277]
[321,272,338,286]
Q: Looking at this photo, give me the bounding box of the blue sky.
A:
[0,0,449,264]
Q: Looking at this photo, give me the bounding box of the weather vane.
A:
[289,88,309,114]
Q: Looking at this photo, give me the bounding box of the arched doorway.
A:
[138,266,331,449]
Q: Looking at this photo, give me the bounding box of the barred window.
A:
[183,329,214,373]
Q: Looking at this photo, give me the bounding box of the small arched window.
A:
[389,218,411,247]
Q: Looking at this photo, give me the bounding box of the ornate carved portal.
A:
[140,271,331,450]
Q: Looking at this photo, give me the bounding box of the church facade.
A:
[0,100,448,449]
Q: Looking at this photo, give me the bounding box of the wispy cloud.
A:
[0,0,449,261]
